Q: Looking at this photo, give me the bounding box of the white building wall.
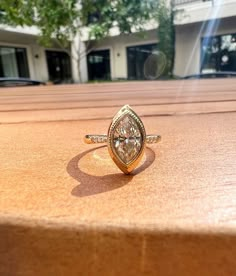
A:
[31,45,48,81]
[174,16,236,77]
[174,24,201,77]
[0,29,41,80]
[88,30,158,80]
[0,28,72,82]
[0,25,64,82]
[175,0,236,25]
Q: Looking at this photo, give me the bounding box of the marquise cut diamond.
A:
[112,115,142,164]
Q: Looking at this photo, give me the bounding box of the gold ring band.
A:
[84,105,161,174]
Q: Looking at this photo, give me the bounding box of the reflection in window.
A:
[89,55,104,64]
[127,44,158,80]
[201,33,236,73]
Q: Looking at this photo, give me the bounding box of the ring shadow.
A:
[67,146,156,197]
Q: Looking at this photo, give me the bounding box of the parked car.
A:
[0,78,45,87]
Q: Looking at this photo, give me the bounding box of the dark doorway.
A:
[127,44,157,80]
[46,51,72,83]
[87,50,111,81]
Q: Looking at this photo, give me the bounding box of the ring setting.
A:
[84,105,161,174]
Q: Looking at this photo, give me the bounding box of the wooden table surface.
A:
[0,79,236,275]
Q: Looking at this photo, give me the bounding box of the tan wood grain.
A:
[0,79,236,275]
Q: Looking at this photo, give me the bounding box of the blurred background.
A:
[0,0,236,86]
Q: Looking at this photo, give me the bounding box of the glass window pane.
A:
[0,46,29,78]
[220,34,236,72]
[127,43,158,80]
[15,48,29,78]
[201,33,236,73]
[87,50,111,80]
[201,36,220,73]
[0,47,19,77]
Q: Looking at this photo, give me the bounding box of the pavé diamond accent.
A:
[112,115,142,164]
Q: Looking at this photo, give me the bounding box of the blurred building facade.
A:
[0,0,236,83]
[174,0,236,77]
[0,26,74,83]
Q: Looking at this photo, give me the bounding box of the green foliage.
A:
[156,1,175,77]
[81,0,159,39]
[0,0,159,46]
[0,0,79,47]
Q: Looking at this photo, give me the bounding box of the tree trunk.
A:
[71,35,82,83]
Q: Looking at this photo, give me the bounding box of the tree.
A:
[0,0,159,82]
[156,0,175,78]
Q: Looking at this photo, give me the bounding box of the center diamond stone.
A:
[112,115,142,164]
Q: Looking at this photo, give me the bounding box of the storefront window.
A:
[127,43,158,80]
[0,46,29,78]
[87,50,111,81]
[201,33,236,73]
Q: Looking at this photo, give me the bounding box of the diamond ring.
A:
[84,105,161,174]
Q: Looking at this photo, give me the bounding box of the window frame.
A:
[201,32,236,73]
[0,45,30,78]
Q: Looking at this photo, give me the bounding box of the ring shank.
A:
[84,134,161,144]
